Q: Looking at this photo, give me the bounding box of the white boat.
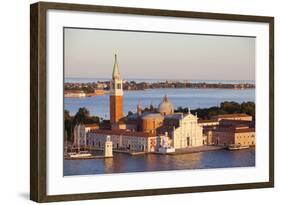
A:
[228,144,249,151]
[158,146,175,153]
[67,151,92,158]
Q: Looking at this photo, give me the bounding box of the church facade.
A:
[172,111,203,149]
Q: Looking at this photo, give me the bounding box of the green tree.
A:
[241,101,255,119]
[175,101,255,120]
[220,101,241,113]
[73,107,90,124]
[64,110,73,141]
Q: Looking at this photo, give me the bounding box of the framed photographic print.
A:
[30,1,274,202]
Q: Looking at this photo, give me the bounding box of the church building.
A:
[86,55,204,153]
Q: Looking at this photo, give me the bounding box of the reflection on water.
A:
[104,158,114,173]
[64,149,255,176]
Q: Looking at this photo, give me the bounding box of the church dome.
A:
[158,95,174,115]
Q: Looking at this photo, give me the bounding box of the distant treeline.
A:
[175,101,255,120]
[64,80,255,93]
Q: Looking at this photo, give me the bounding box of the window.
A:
[117,83,121,89]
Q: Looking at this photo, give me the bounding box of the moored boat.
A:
[67,151,92,158]
[228,144,249,151]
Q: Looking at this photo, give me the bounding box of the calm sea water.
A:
[65,88,255,118]
[64,149,255,176]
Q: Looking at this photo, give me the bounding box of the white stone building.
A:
[172,109,203,149]
[87,129,157,152]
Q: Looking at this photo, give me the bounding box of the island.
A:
[64,80,255,98]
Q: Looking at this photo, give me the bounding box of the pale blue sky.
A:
[64,28,255,81]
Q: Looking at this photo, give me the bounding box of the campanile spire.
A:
[110,54,124,124]
[112,54,120,79]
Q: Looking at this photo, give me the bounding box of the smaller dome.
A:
[158,95,174,115]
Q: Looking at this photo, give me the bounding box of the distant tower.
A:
[104,135,113,157]
[110,54,124,124]
[137,101,142,116]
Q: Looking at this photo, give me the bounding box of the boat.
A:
[228,144,249,151]
[158,146,175,154]
[67,151,92,158]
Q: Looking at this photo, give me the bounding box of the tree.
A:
[73,107,90,124]
[64,108,101,143]
[64,110,73,141]
[175,101,255,120]
[241,101,255,119]
[220,101,241,113]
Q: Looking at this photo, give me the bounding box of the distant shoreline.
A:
[65,77,255,84]
[64,80,255,97]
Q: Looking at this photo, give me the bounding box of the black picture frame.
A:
[30,1,274,202]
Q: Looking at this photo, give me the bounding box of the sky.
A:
[64,28,255,81]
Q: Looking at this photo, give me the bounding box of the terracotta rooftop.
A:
[219,119,253,126]
[234,128,255,133]
[215,127,255,133]
[220,119,252,123]
[198,119,218,123]
[90,129,155,138]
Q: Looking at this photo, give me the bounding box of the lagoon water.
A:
[64,149,255,176]
[65,88,255,118]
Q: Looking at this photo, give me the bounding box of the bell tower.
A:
[110,54,124,124]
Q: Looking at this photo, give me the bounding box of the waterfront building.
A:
[110,54,124,124]
[199,115,254,146]
[87,129,157,152]
[212,120,255,146]
[234,128,255,146]
[213,126,255,146]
